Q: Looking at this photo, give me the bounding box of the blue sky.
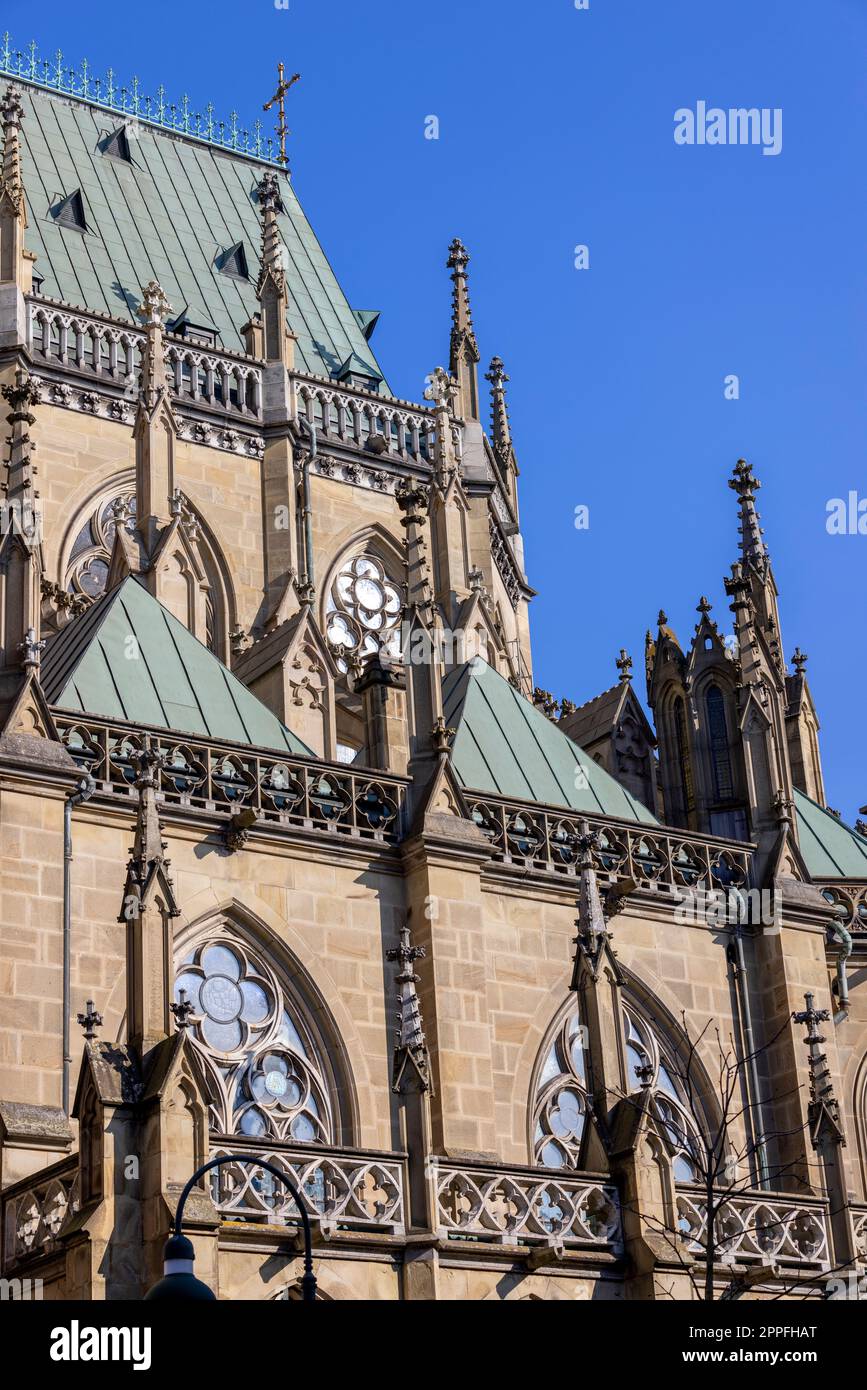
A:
[5,0,867,818]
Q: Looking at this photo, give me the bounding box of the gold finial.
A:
[263,62,301,169]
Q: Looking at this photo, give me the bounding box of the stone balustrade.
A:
[54,714,408,844]
[210,1143,406,1235]
[675,1186,831,1271]
[2,1158,79,1268]
[465,793,754,893]
[434,1159,622,1252]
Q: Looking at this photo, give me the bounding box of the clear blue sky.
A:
[6,0,866,818]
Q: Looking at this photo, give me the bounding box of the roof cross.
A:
[263,62,300,169]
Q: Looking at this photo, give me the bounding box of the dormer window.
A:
[216,242,250,280]
[167,312,219,350]
[50,189,88,234]
[100,125,133,163]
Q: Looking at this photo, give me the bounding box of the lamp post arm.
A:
[175,1153,317,1301]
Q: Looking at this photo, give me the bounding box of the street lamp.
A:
[145,1153,317,1301]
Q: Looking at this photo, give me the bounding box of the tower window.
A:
[707,684,734,801]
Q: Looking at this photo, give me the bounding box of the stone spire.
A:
[134,281,177,549]
[791,993,844,1146]
[615,649,632,684]
[0,368,43,703]
[396,477,433,613]
[385,921,431,1093]
[119,737,180,1058]
[447,238,480,421]
[255,171,293,366]
[570,824,610,986]
[0,86,27,287]
[728,458,768,576]
[485,356,513,467]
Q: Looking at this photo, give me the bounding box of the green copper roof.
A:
[17,80,388,384]
[41,575,312,755]
[794,789,867,879]
[443,660,657,823]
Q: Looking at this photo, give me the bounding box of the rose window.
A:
[325,554,402,671]
[533,1003,703,1180]
[174,938,333,1144]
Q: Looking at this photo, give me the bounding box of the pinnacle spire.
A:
[119,737,180,923]
[385,921,431,1092]
[485,356,513,466]
[1,84,28,287]
[256,170,286,286]
[728,458,768,574]
[615,649,632,683]
[570,823,609,986]
[1,85,24,209]
[791,992,844,1146]
[447,237,480,420]
[254,170,293,365]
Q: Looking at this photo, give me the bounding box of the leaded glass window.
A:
[325,554,402,672]
[533,1002,702,1181]
[174,938,333,1144]
[706,684,735,801]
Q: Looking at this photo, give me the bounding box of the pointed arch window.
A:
[673,697,695,815]
[533,1001,702,1182]
[174,937,334,1144]
[706,684,734,801]
[61,483,230,658]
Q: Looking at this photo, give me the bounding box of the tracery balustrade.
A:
[675,1188,830,1271]
[466,794,753,892]
[53,715,406,842]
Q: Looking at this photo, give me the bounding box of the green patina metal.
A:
[41,575,312,755]
[14,65,387,380]
[443,659,657,823]
[793,789,867,880]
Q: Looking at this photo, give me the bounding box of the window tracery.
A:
[325,553,402,672]
[66,488,137,598]
[174,937,333,1144]
[533,1002,702,1181]
[62,484,228,656]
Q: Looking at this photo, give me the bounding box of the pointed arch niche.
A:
[56,473,235,661]
[172,910,356,1147]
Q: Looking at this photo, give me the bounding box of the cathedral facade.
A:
[0,43,865,1302]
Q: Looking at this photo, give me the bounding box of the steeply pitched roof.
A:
[41,575,312,755]
[794,789,867,879]
[558,683,625,747]
[443,660,656,823]
[17,80,388,385]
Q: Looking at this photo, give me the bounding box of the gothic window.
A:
[673,697,695,815]
[174,937,334,1144]
[63,484,229,657]
[325,553,402,672]
[66,489,137,598]
[706,685,734,801]
[533,1002,702,1182]
[532,1011,588,1168]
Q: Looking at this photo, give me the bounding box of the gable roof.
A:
[17,80,388,385]
[794,789,867,880]
[443,659,656,823]
[41,575,312,755]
